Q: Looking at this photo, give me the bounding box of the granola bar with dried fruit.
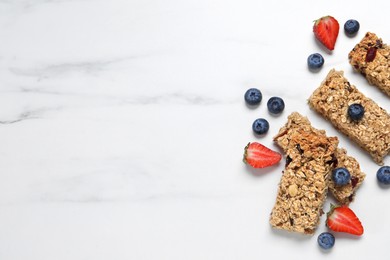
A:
[308,69,390,165]
[349,32,390,97]
[270,112,338,234]
[330,148,366,205]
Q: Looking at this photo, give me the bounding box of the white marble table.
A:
[1,0,389,259]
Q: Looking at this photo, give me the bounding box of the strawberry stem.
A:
[326,203,338,219]
[242,142,250,164]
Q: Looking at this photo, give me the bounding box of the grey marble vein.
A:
[0,106,61,124]
[0,111,38,124]
[8,56,137,80]
[15,86,234,106]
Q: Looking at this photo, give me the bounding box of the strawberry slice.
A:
[326,204,364,236]
[243,142,281,168]
[313,16,340,50]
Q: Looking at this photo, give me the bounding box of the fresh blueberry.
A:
[307,53,324,69]
[348,103,365,121]
[344,19,360,36]
[377,166,390,185]
[252,118,269,135]
[317,232,335,250]
[332,167,351,186]
[244,88,262,105]
[267,97,285,114]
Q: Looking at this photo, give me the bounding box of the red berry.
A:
[243,142,282,168]
[313,16,340,51]
[326,204,364,236]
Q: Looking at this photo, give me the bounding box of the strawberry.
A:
[243,142,281,168]
[313,16,340,50]
[326,204,364,236]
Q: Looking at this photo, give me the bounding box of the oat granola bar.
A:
[308,69,390,164]
[272,122,365,204]
[330,148,366,205]
[349,32,390,96]
[270,112,338,234]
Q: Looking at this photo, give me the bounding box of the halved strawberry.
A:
[243,142,281,168]
[326,204,364,236]
[313,16,340,50]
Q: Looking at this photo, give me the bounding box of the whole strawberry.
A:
[243,142,281,168]
[326,204,364,236]
[313,16,340,51]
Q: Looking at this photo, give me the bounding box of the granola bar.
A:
[308,69,390,164]
[270,112,338,234]
[273,122,365,204]
[330,148,366,205]
[349,32,390,96]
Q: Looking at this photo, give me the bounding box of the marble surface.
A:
[0,0,389,259]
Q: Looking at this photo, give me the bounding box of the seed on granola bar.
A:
[288,184,298,197]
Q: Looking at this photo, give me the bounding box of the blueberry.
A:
[244,88,262,105]
[348,103,365,121]
[332,167,351,186]
[267,97,285,114]
[317,232,335,250]
[252,118,269,135]
[344,19,360,36]
[377,166,390,185]
[307,53,324,69]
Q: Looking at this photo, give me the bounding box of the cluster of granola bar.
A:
[269,113,366,234]
[269,32,389,234]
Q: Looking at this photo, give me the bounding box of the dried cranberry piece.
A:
[296,144,304,154]
[351,176,359,188]
[365,47,377,62]
[326,154,338,167]
[285,156,292,167]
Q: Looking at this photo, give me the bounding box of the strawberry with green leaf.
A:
[243,142,281,168]
[326,204,364,236]
[313,16,340,51]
